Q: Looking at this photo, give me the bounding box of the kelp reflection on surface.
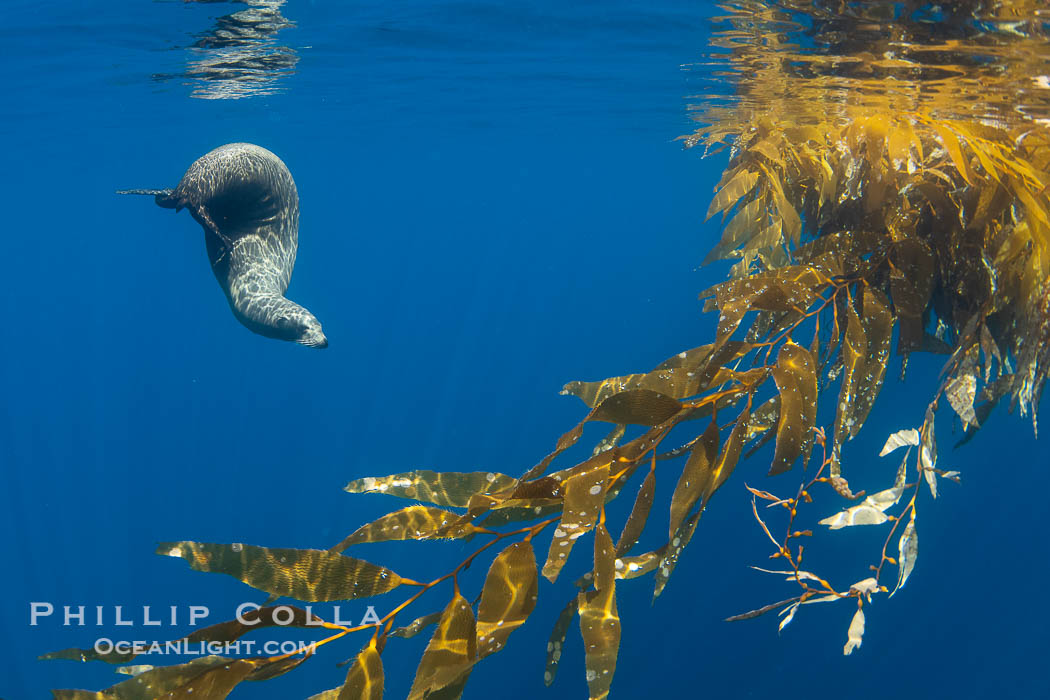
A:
[43,2,1050,698]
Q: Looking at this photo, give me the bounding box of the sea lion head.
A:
[265,305,327,348]
[283,310,328,349]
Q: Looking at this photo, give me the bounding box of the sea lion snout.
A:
[296,316,328,349]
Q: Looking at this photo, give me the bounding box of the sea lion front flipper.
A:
[186,201,238,265]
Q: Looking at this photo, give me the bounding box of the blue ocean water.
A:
[1,1,1047,698]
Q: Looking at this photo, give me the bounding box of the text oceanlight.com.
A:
[93,639,317,656]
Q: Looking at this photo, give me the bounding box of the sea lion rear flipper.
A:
[115,188,177,209]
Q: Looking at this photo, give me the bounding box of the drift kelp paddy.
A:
[41,2,1050,698]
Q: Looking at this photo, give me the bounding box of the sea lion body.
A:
[122,143,327,348]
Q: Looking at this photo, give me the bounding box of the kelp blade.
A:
[344,470,516,508]
[330,505,480,552]
[338,641,384,700]
[52,655,260,700]
[408,591,477,700]
[476,541,539,658]
[542,464,610,583]
[157,542,402,602]
[577,551,620,699]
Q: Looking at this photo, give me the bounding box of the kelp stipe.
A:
[41,2,1050,697]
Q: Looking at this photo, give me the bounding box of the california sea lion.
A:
[118,143,327,348]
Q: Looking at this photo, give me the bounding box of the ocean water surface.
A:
[1,1,1047,698]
